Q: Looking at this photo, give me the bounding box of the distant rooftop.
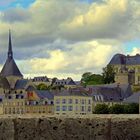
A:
[109,53,140,65]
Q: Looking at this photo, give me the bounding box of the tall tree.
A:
[81,72,103,86]
[102,65,115,84]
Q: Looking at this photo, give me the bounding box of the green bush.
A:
[123,103,139,114]
[94,104,109,114]
[94,103,139,114]
[109,104,124,114]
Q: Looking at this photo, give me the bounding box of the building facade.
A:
[54,90,92,115]
[109,53,140,85]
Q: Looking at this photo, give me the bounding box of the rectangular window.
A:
[88,99,91,104]
[81,106,84,112]
[62,106,67,111]
[56,99,60,104]
[82,99,84,104]
[75,99,78,104]
[68,106,73,111]
[56,106,60,111]
[62,99,66,104]
[88,106,91,112]
[68,99,72,104]
[75,106,78,111]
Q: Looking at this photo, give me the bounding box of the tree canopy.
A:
[102,65,115,84]
[81,72,104,86]
[36,83,48,90]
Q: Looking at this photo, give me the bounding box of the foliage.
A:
[123,103,139,114]
[94,104,109,114]
[81,72,104,86]
[36,83,48,90]
[109,104,124,114]
[102,65,115,84]
[94,103,139,114]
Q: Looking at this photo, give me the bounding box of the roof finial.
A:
[8,29,13,59]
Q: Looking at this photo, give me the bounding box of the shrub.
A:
[109,104,124,114]
[94,104,109,114]
[124,103,139,114]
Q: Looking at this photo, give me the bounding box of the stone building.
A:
[54,89,92,115]
[87,83,133,109]
[26,90,54,114]
[109,53,140,85]
[0,31,54,115]
[54,77,77,89]
[32,76,51,86]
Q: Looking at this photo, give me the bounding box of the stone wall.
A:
[0,115,140,140]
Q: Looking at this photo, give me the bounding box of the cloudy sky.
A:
[0,0,140,80]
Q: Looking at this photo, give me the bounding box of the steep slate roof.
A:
[109,53,140,65]
[0,31,23,77]
[35,90,54,100]
[15,79,29,89]
[123,92,140,103]
[0,76,10,89]
[88,84,132,102]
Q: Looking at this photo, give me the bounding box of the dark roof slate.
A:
[123,92,140,103]
[1,58,23,77]
[55,89,89,97]
[88,84,132,102]
[109,54,140,65]
[35,90,54,100]
[0,76,10,89]
[15,79,29,89]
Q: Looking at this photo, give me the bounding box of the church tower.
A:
[0,30,23,89]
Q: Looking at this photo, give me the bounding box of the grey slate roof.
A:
[109,53,140,65]
[35,90,54,100]
[123,92,140,103]
[87,84,132,102]
[15,79,29,89]
[0,76,10,89]
[55,89,89,97]
[32,76,49,82]
[1,58,23,77]
[55,77,76,85]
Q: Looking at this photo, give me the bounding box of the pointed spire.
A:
[8,29,13,59]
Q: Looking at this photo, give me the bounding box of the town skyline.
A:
[0,0,140,80]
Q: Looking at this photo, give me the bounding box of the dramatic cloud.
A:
[17,40,124,79]
[0,0,140,80]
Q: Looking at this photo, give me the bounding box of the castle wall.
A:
[0,115,139,140]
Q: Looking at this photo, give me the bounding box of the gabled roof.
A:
[15,79,29,89]
[35,90,54,100]
[88,84,132,102]
[123,92,140,103]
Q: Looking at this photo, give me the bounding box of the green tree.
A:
[81,72,104,86]
[109,104,124,114]
[37,83,48,90]
[94,104,109,114]
[102,65,115,84]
